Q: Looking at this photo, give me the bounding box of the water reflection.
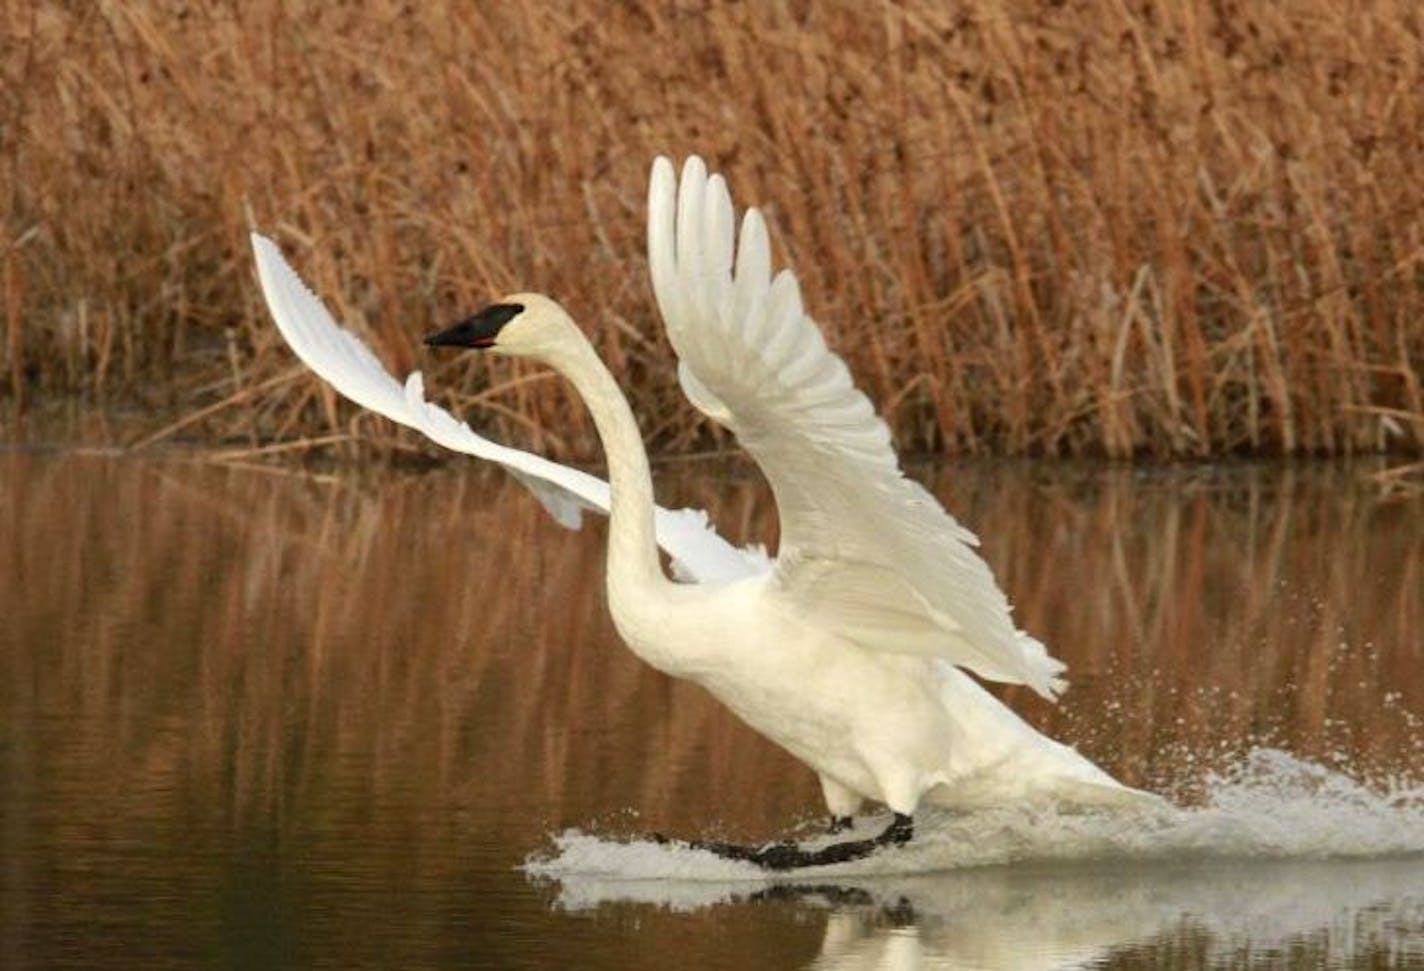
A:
[1,451,1420,969]
[545,858,1423,969]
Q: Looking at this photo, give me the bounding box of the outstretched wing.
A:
[250,233,762,584]
[646,158,1065,697]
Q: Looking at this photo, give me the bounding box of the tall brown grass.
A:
[4,1,1421,458]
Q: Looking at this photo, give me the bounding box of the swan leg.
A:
[878,812,914,846]
[818,773,864,834]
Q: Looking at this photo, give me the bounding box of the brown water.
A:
[2,450,1420,969]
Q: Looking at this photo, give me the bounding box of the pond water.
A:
[2,449,1421,969]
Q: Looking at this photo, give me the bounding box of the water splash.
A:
[524,749,1423,883]
[524,750,1424,967]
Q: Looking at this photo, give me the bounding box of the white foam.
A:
[524,749,1423,884]
[523,750,1424,966]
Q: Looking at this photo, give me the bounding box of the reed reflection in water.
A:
[1,451,1419,969]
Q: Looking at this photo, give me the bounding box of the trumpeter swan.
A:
[251,156,1162,868]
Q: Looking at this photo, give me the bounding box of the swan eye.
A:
[424,302,525,349]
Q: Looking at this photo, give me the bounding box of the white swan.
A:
[251,156,1161,866]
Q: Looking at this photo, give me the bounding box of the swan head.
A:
[424,293,578,361]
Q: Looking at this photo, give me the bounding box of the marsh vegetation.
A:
[5,2,1421,459]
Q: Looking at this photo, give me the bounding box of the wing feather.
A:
[249,232,762,584]
[646,158,1065,697]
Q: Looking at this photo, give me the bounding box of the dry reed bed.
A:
[4,1,1422,458]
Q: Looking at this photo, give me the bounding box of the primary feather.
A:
[647,157,1065,697]
[249,233,761,583]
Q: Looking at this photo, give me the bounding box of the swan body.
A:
[250,156,1161,844]
[620,572,1133,815]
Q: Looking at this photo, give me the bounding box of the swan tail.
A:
[1050,778,1172,813]
[923,771,1168,815]
[927,661,1171,814]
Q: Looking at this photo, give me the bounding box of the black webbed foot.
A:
[683,813,914,870]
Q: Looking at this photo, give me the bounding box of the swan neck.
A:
[554,337,664,590]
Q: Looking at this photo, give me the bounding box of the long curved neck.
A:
[548,336,666,593]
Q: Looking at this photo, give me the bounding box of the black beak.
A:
[424,302,525,350]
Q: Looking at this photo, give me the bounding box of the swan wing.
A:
[250,233,762,583]
[646,158,1065,697]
